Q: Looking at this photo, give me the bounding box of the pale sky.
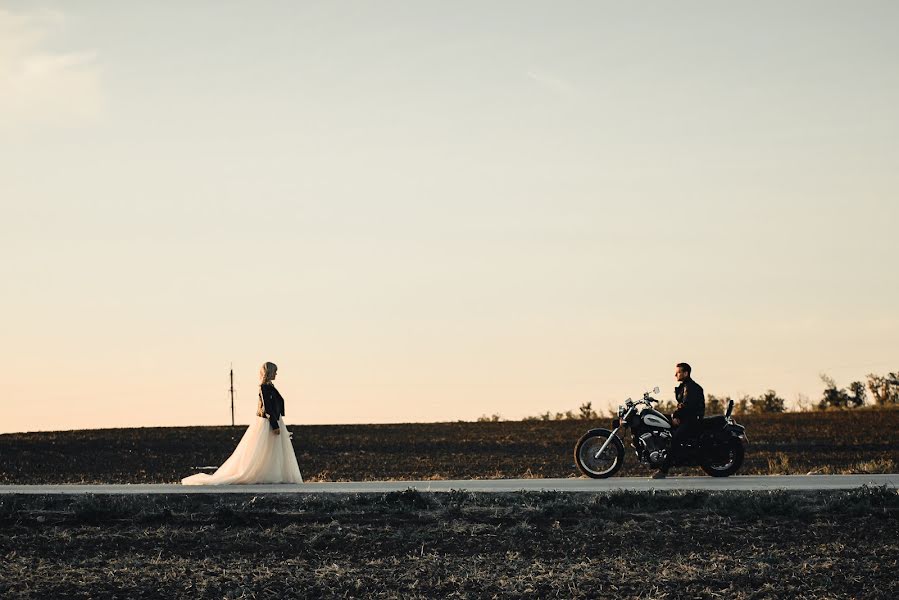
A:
[1,1,897,434]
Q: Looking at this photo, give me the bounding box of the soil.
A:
[1,410,897,483]
[1,488,896,599]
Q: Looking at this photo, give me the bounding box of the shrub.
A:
[866,372,899,405]
[818,374,866,409]
[750,390,786,414]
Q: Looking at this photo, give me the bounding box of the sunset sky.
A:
[2,1,897,434]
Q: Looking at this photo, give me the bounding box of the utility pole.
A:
[230,363,235,426]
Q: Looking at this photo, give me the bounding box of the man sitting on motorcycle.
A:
[652,362,705,479]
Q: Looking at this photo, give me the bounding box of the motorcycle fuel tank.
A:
[641,409,671,429]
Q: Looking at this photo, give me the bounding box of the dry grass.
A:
[806,457,898,476]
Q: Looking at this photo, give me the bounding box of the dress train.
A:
[182,416,302,485]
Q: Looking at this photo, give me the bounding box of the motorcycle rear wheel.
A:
[700,438,744,477]
[574,429,625,479]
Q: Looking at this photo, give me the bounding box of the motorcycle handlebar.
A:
[625,396,658,408]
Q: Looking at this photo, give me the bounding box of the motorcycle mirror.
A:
[725,398,735,417]
[653,386,660,394]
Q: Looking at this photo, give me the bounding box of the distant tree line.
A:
[479,402,602,423]
[520,402,603,422]
[815,371,899,410]
[475,369,898,422]
[687,370,898,414]
[654,390,787,416]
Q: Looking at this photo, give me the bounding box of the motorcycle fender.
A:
[724,423,748,445]
[585,427,617,438]
[724,423,746,437]
[704,429,735,446]
[700,433,728,449]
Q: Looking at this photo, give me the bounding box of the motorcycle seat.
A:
[700,415,727,431]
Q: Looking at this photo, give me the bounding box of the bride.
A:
[182,362,303,485]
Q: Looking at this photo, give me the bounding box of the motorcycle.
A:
[574,387,747,478]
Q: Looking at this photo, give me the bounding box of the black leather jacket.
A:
[673,378,705,423]
[257,383,285,431]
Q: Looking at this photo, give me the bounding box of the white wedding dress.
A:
[181,415,303,485]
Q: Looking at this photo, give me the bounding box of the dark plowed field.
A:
[1,488,896,599]
[1,409,897,483]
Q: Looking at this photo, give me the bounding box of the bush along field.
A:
[0,487,897,599]
[1,409,898,484]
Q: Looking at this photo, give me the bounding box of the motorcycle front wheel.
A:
[700,437,744,477]
[574,429,625,479]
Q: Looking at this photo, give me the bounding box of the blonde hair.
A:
[259,362,278,385]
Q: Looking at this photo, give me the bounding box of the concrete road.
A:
[0,474,896,494]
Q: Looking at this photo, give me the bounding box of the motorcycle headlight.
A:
[618,405,625,417]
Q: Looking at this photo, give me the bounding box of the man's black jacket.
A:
[257,383,286,431]
[673,378,705,423]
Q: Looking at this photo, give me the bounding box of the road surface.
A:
[0,474,896,494]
